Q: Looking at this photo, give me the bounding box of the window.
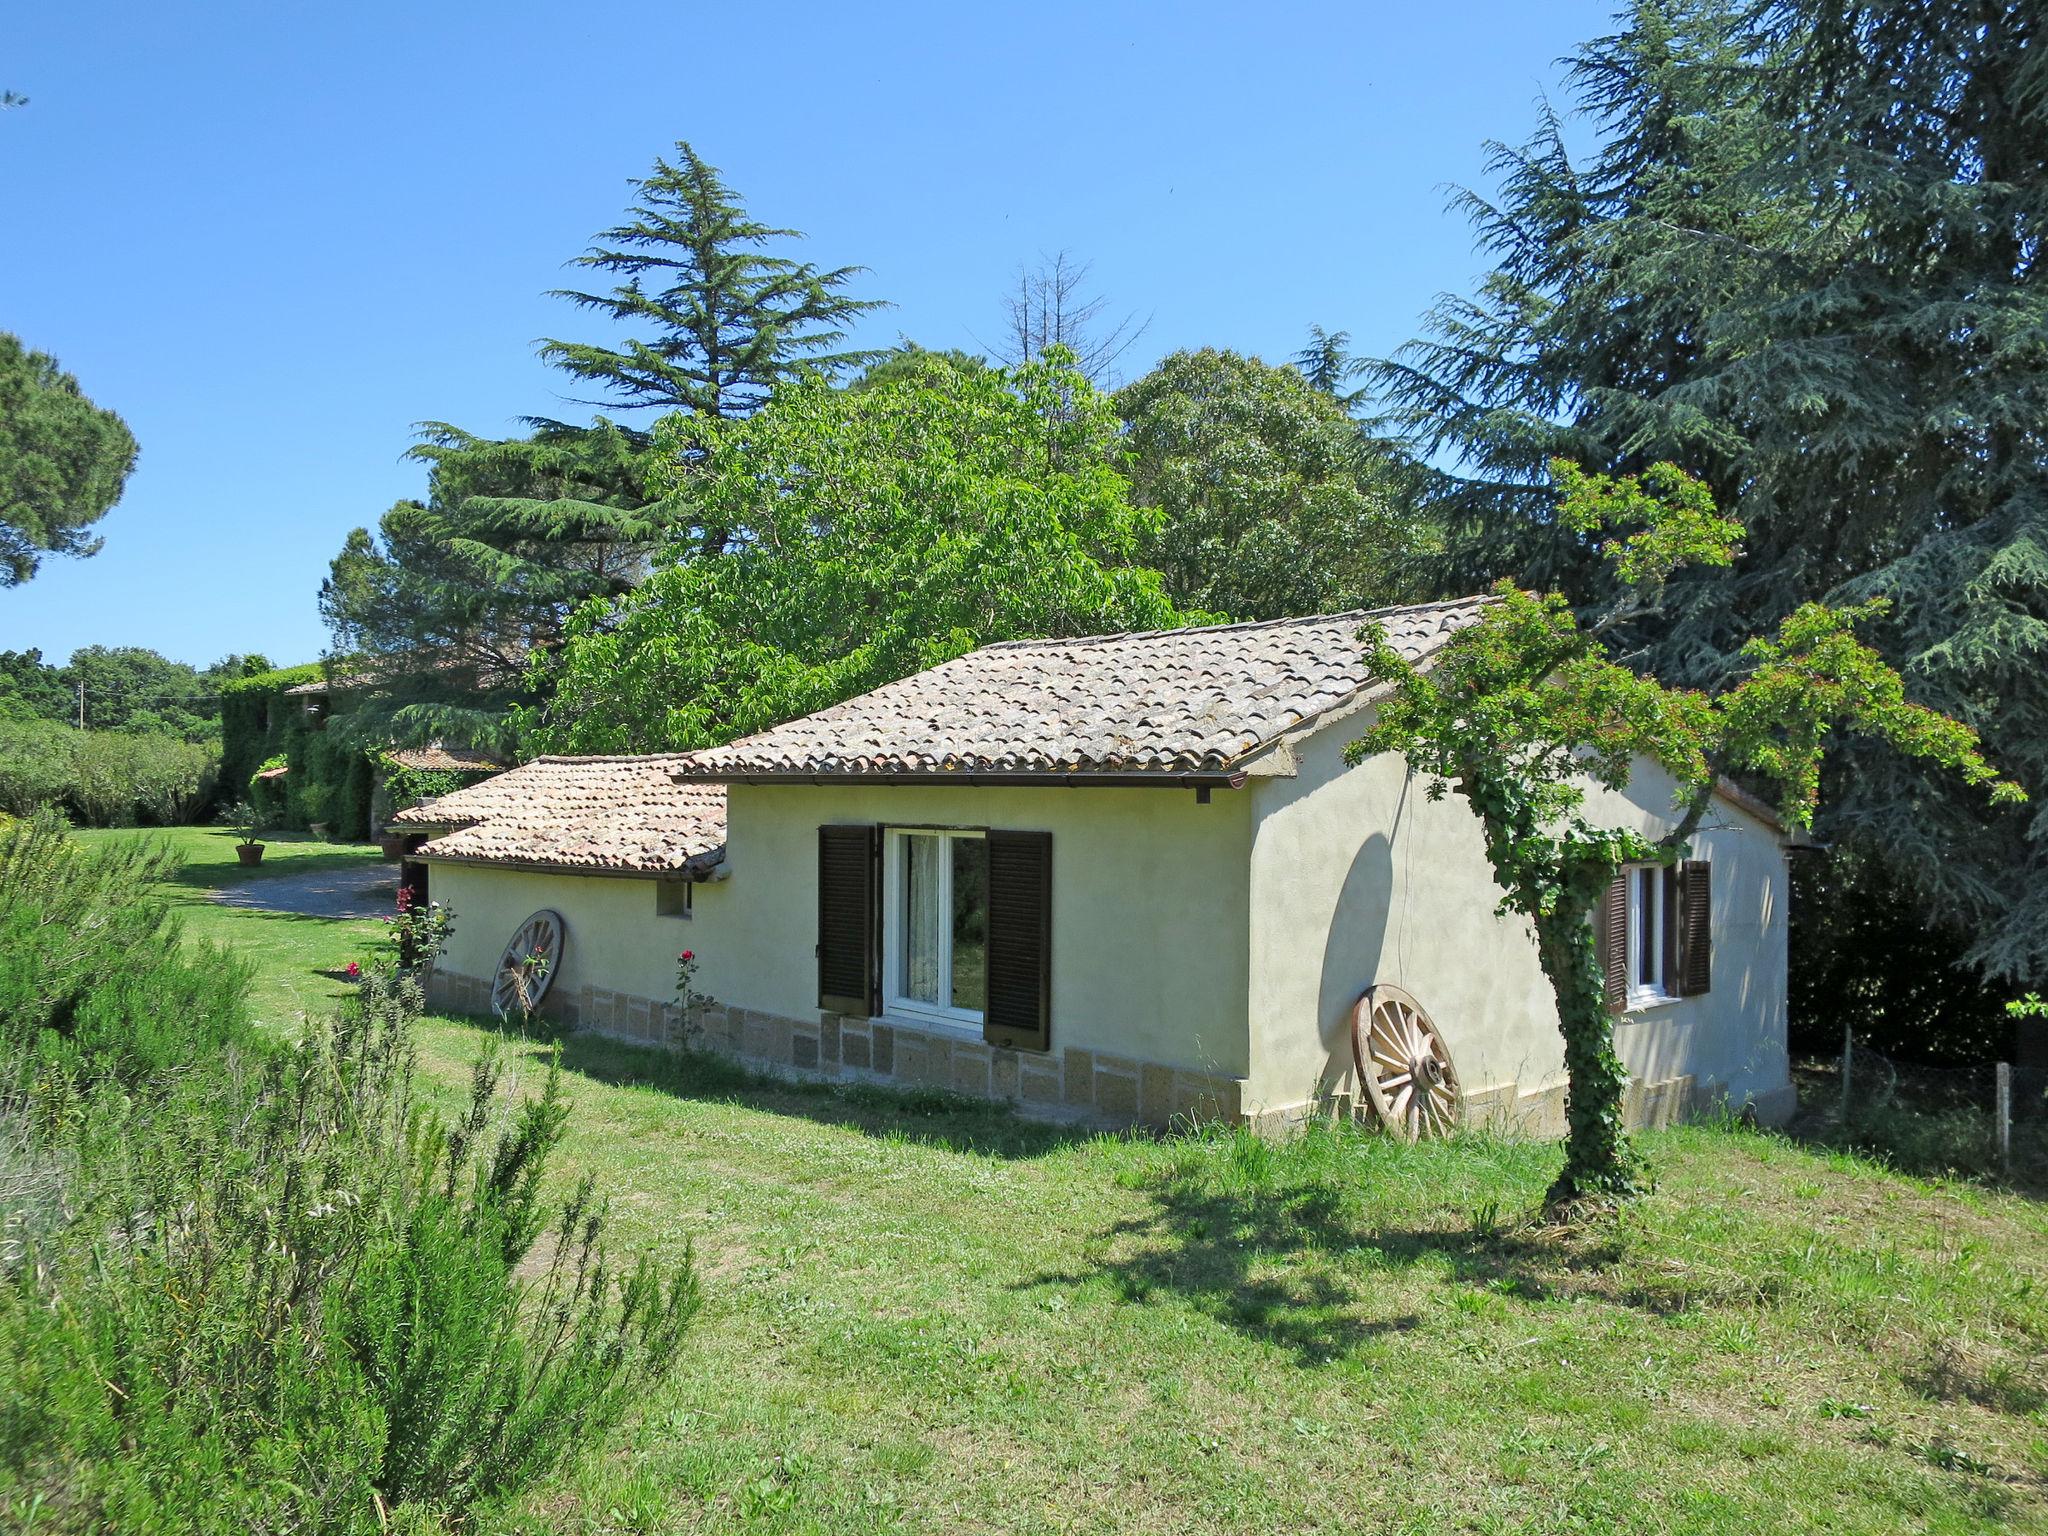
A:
[656,880,692,919]
[1600,859,1714,1011]
[817,823,1052,1051]
[1626,863,1674,1004]
[884,829,987,1025]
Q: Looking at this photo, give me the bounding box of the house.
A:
[406,600,1797,1134]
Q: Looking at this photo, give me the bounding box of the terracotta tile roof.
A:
[384,745,503,774]
[675,598,1493,782]
[402,756,726,877]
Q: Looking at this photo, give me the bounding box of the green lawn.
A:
[108,828,2048,1533]
[72,825,391,1023]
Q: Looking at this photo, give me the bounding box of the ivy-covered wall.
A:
[217,666,375,840]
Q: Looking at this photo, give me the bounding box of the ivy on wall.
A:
[218,666,375,840]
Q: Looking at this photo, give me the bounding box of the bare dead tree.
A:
[995,251,1150,384]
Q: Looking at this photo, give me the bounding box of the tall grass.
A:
[0,814,700,1532]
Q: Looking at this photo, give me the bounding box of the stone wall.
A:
[425,966,1789,1135]
[425,966,1246,1130]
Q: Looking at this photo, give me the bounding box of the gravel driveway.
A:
[211,862,399,920]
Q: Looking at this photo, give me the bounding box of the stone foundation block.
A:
[1140,1063,1175,1127]
[1062,1049,1095,1106]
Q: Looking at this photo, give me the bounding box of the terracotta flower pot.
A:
[236,842,265,866]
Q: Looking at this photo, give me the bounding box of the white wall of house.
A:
[427,780,1257,1084]
[429,861,711,1008]
[429,726,1790,1133]
[707,781,1256,1080]
[1245,707,1793,1126]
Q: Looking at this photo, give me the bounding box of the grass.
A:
[94,828,2048,1533]
[70,824,391,1022]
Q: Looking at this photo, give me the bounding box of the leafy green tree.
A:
[528,351,1185,754]
[0,333,138,585]
[0,648,72,722]
[1368,0,2048,982]
[66,645,215,740]
[1117,349,1422,620]
[1354,461,2020,1203]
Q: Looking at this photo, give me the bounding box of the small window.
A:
[1625,863,1674,1005]
[884,828,986,1025]
[656,880,692,919]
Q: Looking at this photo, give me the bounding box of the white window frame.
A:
[881,827,987,1032]
[1624,862,1676,1009]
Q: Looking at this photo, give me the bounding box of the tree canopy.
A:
[1117,348,1422,620]
[1368,0,2048,982]
[0,333,138,586]
[526,351,1186,754]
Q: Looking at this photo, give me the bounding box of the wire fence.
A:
[1791,1031,2048,1189]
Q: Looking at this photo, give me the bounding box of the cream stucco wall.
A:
[702,781,1255,1079]
[427,779,1255,1084]
[428,724,1789,1133]
[1245,708,1792,1125]
[429,861,713,1009]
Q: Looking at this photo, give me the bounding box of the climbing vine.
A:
[1352,460,2023,1206]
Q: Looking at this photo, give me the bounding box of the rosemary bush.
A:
[0,817,700,1532]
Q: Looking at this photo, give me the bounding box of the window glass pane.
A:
[902,834,942,1005]
[950,836,987,1013]
[1637,868,1656,987]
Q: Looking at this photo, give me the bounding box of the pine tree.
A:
[539,142,886,421]
[0,333,139,585]
[1368,0,2047,981]
[324,143,884,750]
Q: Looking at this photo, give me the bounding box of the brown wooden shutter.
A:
[984,830,1051,1051]
[1679,859,1713,996]
[818,824,878,1016]
[1599,873,1629,1011]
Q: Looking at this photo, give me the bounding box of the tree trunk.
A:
[1533,893,1637,1203]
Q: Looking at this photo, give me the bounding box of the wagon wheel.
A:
[491,909,565,1018]
[1350,983,1463,1140]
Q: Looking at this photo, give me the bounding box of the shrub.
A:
[0,723,219,828]
[0,719,74,815]
[0,811,252,1081]
[0,819,700,1531]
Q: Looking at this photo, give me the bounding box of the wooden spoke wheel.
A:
[491,909,565,1018]
[1351,983,1462,1140]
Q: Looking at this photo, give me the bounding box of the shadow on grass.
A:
[437,1008,1105,1161]
[1906,1337,2048,1419]
[1009,1126,1775,1364]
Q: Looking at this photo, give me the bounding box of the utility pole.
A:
[76,679,84,730]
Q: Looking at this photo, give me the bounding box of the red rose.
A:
[679,950,694,962]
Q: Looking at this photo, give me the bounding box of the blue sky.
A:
[0,1,1614,669]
